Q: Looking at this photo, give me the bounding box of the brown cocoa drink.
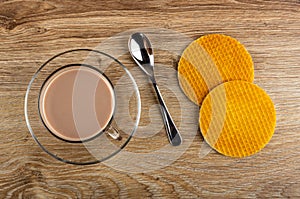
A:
[39,65,115,142]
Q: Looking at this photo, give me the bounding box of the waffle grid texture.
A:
[177,34,276,157]
[199,81,276,157]
[178,34,254,105]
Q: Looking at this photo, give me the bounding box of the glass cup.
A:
[25,49,141,165]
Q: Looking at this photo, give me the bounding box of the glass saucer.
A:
[25,49,141,165]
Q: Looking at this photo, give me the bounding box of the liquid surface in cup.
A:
[39,65,115,142]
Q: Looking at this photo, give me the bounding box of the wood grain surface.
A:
[1,0,300,198]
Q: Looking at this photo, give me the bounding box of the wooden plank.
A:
[0,0,299,198]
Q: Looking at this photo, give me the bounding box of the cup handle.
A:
[106,125,122,140]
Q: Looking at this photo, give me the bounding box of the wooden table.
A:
[0,0,299,198]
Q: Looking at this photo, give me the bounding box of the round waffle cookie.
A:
[199,81,276,157]
[178,34,254,105]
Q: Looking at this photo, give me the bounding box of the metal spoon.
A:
[128,32,182,146]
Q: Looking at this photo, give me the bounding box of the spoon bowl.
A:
[129,33,155,79]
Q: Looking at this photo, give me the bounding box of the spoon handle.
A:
[152,82,182,146]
